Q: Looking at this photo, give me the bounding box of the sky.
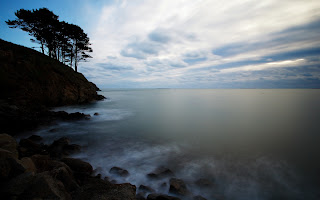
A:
[1,0,320,88]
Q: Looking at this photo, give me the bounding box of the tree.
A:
[6,8,92,72]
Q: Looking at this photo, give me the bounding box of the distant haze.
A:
[1,0,320,88]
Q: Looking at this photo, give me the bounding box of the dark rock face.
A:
[147,166,175,179]
[147,193,181,200]
[0,133,19,159]
[0,39,105,135]
[169,178,190,196]
[0,39,104,107]
[109,166,129,177]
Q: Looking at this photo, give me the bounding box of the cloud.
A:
[83,0,320,88]
[148,29,171,43]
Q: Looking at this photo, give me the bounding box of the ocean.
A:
[28,89,320,200]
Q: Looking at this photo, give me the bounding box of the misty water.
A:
[29,89,320,200]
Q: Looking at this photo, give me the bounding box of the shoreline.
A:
[0,131,209,200]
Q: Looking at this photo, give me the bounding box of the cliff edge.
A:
[0,39,105,134]
[0,39,104,107]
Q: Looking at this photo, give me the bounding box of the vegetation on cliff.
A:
[6,8,92,72]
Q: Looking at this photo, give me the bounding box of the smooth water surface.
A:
[31,89,320,200]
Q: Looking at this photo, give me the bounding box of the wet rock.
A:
[1,172,35,198]
[110,166,129,177]
[147,193,181,200]
[63,144,81,155]
[136,192,147,200]
[19,138,44,157]
[193,195,207,200]
[73,177,136,200]
[0,133,18,159]
[139,185,156,193]
[61,157,93,174]
[147,166,175,179]
[28,134,43,142]
[31,154,71,173]
[19,157,36,173]
[169,178,190,196]
[94,112,99,116]
[0,151,25,180]
[19,172,71,200]
[50,166,79,192]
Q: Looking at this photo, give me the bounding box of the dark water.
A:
[30,89,320,199]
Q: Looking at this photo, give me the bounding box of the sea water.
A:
[31,89,320,200]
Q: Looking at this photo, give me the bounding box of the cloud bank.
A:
[80,0,320,88]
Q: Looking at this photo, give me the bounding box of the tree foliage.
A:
[6,8,92,72]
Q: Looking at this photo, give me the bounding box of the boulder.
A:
[18,172,71,200]
[31,154,71,173]
[94,112,99,116]
[49,137,81,158]
[1,172,35,198]
[0,155,25,180]
[147,166,175,179]
[73,177,136,200]
[139,185,155,193]
[0,133,18,159]
[147,193,181,200]
[19,157,37,173]
[50,166,79,192]
[109,166,129,177]
[61,157,93,175]
[19,138,45,157]
[169,178,190,196]
[63,144,81,155]
[28,134,43,142]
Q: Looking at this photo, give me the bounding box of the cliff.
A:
[0,39,105,134]
[0,39,104,107]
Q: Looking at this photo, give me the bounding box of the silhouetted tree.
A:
[6,8,92,72]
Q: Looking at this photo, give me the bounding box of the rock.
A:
[52,137,70,147]
[50,166,79,192]
[48,137,70,158]
[19,157,37,173]
[147,193,181,200]
[19,138,44,157]
[31,154,71,173]
[18,172,71,200]
[136,192,147,200]
[193,195,207,200]
[0,155,25,180]
[110,166,129,177]
[1,172,35,198]
[63,144,81,155]
[28,134,43,142]
[73,177,136,200]
[94,112,99,116]
[169,178,190,196]
[194,178,214,188]
[61,157,93,175]
[0,133,18,159]
[147,166,175,179]
[139,185,155,193]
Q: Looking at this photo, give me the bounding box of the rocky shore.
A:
[0,133,210,200]
[0,40,211,199]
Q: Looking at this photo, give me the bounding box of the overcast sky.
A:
[1,0,320,88]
